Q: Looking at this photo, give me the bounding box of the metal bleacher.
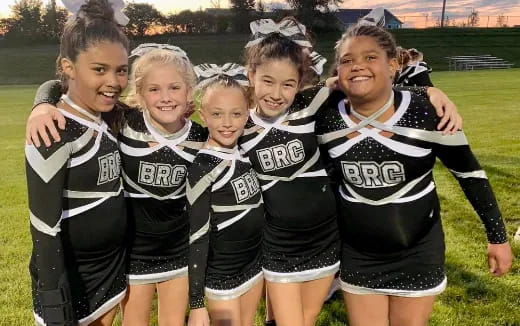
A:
[446,55,514,71]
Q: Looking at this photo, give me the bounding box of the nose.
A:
[105,71,119,89]
[223,114,232,127]
[351,62,364,72]
[160,89,172,103]
[271,85,282,100]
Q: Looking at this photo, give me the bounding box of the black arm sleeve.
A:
[410,72,434,87]
[187,161,213,309]
[25,130,75,324]
[434,136,508,244]
[33,80,62,108]
[394,86,429,97]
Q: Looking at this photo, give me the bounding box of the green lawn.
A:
[0,69,519,325]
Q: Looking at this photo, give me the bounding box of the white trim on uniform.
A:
[205,271,264,301]
[263,261,340,283]
[128,266,188,285]
[339,277,447,297]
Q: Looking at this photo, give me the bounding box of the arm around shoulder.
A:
[28,80,65,147]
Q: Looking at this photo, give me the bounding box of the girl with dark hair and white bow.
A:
[25,0,129,325]
[316,22,512,326]
[187,64,265,326]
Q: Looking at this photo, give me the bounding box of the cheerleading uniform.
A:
[239,86,341,283]
[119,110,207,284]
[26,110,127,325]
[187,146,264,309]
[316,90,507,296]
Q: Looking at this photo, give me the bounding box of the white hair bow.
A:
[129,43,190,62]
[245,19,312,48]
[309,51,327,76]
[358,7,386,27]
[61,0,129,26]
[194,63,249,88]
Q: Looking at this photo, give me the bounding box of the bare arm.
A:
[27,80,64,147]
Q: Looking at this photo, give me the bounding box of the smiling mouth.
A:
[219,130,236,138]
[157,106,176,111]
[349,76,372,82]
[99,91,118,99]
[264,99,284,109]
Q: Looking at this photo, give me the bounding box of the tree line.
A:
[0,0,344,44]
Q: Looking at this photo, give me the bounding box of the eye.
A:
[367,55,377,61]
[170,85,181,90]
[233,112,242,118]
[94,67,106,73]
[117,67,128,75]
[340,58,352,65]
[148,87,158,92]
[211,112,221,117]
[263,79,272,85]
[283,83,296,88]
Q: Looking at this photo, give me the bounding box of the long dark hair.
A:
[56,0,129,92]
[56,0,130,134]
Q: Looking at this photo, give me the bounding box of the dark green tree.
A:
[175,10,196,34]
[123,3,164,37]
[215,15,230,33]
[191,10,217,33]
[230,0,256,33]
[0,18,15,36]
[42,0,68,40]
[286,0,343,27]
[5,0,44,41]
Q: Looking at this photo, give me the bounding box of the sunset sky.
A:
[1,0,519,27]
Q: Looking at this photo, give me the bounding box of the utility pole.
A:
[441,0,447,27]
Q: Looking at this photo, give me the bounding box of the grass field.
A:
[0,69,519,325]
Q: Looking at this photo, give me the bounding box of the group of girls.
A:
[25,1,512,325]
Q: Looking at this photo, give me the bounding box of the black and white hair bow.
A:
[245,19,312,48]
[129,43,190,61]
[309,51,327,76]
[61,0,129,26]
[358,7,386,27]
[194,63,249,88]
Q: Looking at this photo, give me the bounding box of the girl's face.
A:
[62,41,128,114]
[140,63,192,133]
[337,36,397,103]
[200,86,249,149]
[249,58,299,119]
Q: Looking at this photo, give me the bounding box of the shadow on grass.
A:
[480,164,520,181]
[438,260,520,325]
[442,261,499,305]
